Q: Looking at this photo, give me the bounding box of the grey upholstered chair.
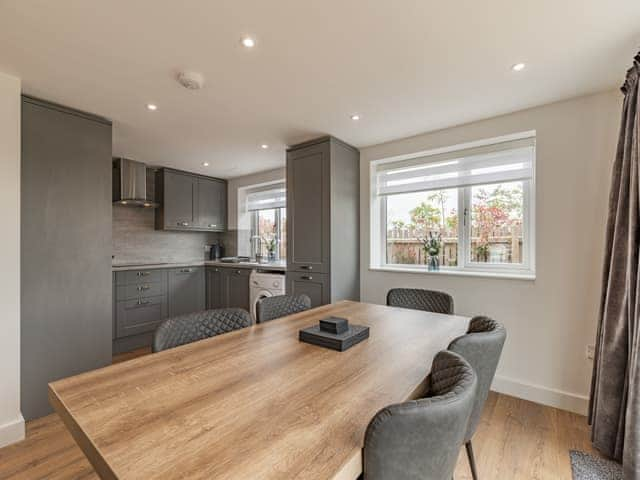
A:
[447,316,506,480]
[256,294,311,323]
[363,350,477,480]
[386,288,454,314]
[152,308,251,353]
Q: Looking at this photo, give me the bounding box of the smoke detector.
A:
[177,71,205,90]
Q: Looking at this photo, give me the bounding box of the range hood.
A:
[112,158,159,208]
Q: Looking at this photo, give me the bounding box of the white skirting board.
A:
[0,414,25,448]
[492,375,589,416]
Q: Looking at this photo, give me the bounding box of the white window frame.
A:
[370,132,536,279]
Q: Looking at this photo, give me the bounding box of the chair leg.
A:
[465,441,479,480]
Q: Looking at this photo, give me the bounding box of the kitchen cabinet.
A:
[286,272,329,308]
[168,267,205,317]
[286,136,360,306]
[155,168,227,232]
[160,170,196,229]
[206,266,251,311]
[206,267,224,309]
[113,265,205,354]
[287,141,330,273]
[116,296,167,339]
[21,96,113,420]
[221,268,251,310]
[197,177,226,231]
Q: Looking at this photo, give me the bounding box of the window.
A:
[246,185,287,260]
[371,133,535,277]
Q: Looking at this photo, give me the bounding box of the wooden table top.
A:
[49,301,469,480]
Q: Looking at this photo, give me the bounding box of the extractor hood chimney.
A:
[112,158,159,208]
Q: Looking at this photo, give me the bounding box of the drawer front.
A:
[116,296,167,338]
[116,282,167,301]
[286,272,329,308]
[116,269,167,286]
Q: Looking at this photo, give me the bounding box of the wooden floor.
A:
[0,348,596,480]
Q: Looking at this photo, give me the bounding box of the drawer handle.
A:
[180,268,192,273]
[301,276,313,281]
[209,224,217,228]
[137,300,151,306]
[300,265,313,270]
[137,271,151,277]
[178,222,190,227]
[137,285,151,291]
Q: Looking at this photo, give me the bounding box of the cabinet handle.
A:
[137,271,151,277]
[137,285,151,291]
[236,270,242,275]
[300,265,313,270]
[208,224,217,228]
[301,276,313,281]
[137,299,151,306]
[180,268,192,273]
[178,222,190,227]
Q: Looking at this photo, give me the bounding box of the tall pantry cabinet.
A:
[286,136,360,306]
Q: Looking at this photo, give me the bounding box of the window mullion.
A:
[462,187,472,269]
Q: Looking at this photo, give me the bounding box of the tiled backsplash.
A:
[112,205,218,264]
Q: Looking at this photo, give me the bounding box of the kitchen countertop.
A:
[112,260,286,272]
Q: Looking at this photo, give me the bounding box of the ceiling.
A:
[1,1,638,179]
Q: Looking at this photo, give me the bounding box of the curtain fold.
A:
[589,52,640,479]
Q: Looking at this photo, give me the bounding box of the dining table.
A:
[49,300,470,479]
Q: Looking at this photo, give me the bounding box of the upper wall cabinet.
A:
[197,177,227,231]
[155,168,227,232]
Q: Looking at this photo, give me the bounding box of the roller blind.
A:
[375,136,535,196]
[246,184,286,211]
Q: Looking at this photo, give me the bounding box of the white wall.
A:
[360,90,621,414]
[227,167,285,256]
[0,72,24,446]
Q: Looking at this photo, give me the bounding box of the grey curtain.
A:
[589,52,640,479]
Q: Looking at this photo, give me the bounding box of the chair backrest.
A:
[256,294,311,323]
[386,288,454,314]
[448,315,506,442]
[363,350,477,480]
[152,308,251,353]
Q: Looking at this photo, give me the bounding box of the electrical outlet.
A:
[586,344,595,360]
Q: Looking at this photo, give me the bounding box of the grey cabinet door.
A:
[287,141,330,273]
[168,267,205,317]
[221,268,251,310]
[286,272,329,308]
[198,178,227,231]
[164,170,196,229]
[21,97,112,420]
[206,267,223,309]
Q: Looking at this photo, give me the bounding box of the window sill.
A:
[369,265,536,281]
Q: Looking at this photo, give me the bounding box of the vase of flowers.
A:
[263,237,278,262]
[420,232,442,271]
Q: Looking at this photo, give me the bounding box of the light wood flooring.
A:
[0,348,596,479]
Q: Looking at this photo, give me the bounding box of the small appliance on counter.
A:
[209,242,224,260]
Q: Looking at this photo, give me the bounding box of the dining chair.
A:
[256,294,311,323]
[447,316,506,480]
[152,308,251,352]
[363,350,477,480]
[386,288,454,314]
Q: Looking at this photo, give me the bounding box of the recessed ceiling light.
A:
[350,114,361,121]
[261,144,269,149]
[202,162,209,167]
[241,36,256,48]
[511,63,526,72]
[146,103,158,111]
